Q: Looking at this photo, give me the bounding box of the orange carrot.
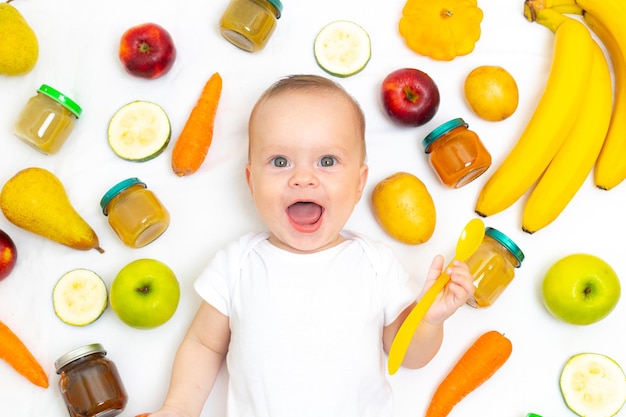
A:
[0,319,48,388]
[171,72,223,177]
[425,330,512,417]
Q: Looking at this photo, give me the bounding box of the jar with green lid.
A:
[55,343,128,417]
[421,118,491,188]
[100,178,170,248]
[219,0,283,52]
[465,227,525,308]
[13,84,82,155]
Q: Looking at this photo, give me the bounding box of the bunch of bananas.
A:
[474,0,626,233]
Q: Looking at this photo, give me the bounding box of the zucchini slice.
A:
[314,20,371,78]
[53,269,108,326]
[108,100,171,162]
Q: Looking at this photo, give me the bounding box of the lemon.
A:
[464,65,519,121]
[371,172,436,244]
[314,20,371,78]
[108,100,171,162]
[53,269,108,326]
[560,352,626,417]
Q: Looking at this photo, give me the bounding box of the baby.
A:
[147,74,475,417]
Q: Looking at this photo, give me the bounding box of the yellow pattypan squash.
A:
[399,0,484,61]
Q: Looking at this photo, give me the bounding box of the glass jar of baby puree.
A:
[55,343,128,417]
[13,84,82,155]
[466,227,525,308]
[219,0,283,52]
[100,178,170,248]
[421,118,491,188]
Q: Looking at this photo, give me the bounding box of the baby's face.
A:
[246,90,368,253]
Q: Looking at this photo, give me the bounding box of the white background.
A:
[1,0,624,416]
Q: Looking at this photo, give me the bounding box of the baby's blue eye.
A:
[272,156,289,168]
[319,156,336,167]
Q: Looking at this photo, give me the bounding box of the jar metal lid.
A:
[55,343,107,373]
[421,118,468,153]
[267,0,283,18]
[37,84,82,118]
[100,177,146,215]
[485,227,525,266]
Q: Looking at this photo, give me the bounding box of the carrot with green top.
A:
[425,330,512,417]
[171,72,223,176]
[0,319,48,388]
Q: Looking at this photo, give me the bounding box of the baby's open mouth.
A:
[287,201,323,227]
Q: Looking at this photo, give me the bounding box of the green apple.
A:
[541,253,620,325]
[110,258,180,329]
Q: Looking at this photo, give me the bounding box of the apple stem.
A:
[403,86,419,103]
[139,42,152,54]
[136,286,150,294]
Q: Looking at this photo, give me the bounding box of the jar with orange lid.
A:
[421,118,491,188]
[219,0,283,52]
[100,178,170,248]
[55,343,127,417]
[465,227,524,308]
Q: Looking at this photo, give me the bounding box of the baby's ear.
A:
[245,163,253,194]
[357,163,369,196]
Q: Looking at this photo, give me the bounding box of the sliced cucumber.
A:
[53,269,108,326]
[560,353,626,417]
[314,20,371,78]
[108,100,171,162]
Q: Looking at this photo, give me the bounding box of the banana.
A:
[527,0,626,191]
[584,12,626,190]
[523,0,582,18]
[522,40,613,233]
[475,9,594,217]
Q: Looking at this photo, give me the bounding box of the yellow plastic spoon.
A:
[387,218,485,375]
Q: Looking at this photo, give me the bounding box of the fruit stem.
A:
[139,42,152,54]
[94,246,105,254]
[403,86,419,103]
[440,8,453,19]
[523,0,582,23]
[136,286,150,294]
[523,3,568,33]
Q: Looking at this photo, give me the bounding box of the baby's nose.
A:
[289,167,319,187]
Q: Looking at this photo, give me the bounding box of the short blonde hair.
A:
[249,74,366,160]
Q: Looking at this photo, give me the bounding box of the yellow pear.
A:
[0,167,104,253]
[0,1,39,76]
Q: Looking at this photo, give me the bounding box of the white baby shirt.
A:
[194,231,418,417]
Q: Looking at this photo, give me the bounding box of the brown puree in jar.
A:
[56,344,128,417]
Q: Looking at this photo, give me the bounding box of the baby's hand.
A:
[420,255,475,326]
[138,408,188,417]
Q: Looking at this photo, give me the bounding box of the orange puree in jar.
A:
[100,178,170,248]
[421,118,491,188]
[466,227,524,308]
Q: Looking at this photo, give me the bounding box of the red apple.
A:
[119,23,176,79]
[381,68,440,126]
[0,229,17,281]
